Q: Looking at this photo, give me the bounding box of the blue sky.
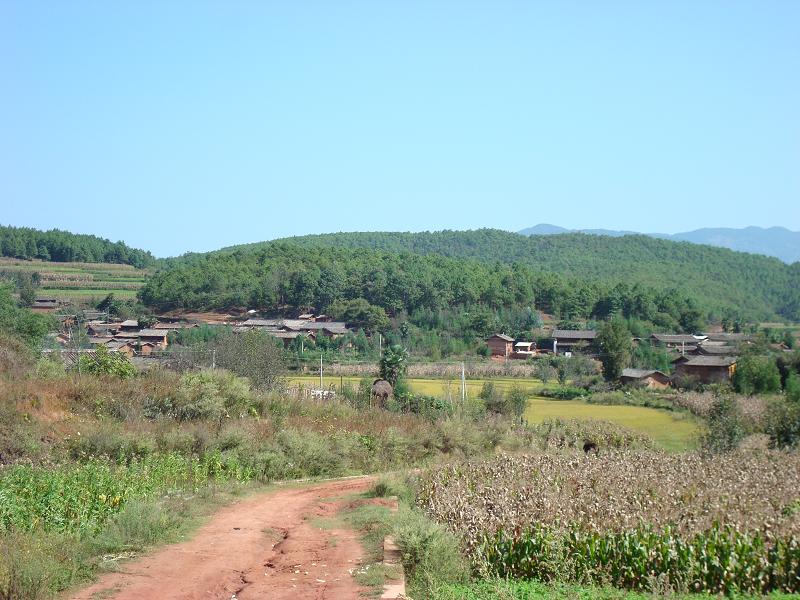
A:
[2,1,798,257]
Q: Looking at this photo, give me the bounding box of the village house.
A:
[115,328,169,348]
[119,319,139,332]
[650,334,707,351]
[673,355,738,384]
[31,297,60,313]
[620,368,671,389]
[551,329,597,354]
[486,334,514,357]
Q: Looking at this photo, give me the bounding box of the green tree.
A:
[379,345,408,387]
[77,345,136,378]
[732,355,781,395]
[596,319,632,381]
[329,298,389,334]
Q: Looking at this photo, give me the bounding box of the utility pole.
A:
[461,361,466,407]
[319,354,323,388]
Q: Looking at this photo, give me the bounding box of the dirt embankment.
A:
[69,476,375,600]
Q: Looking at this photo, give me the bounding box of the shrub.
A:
[702,394,745,453]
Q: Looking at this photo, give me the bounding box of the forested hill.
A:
[141,243,710,333]
[0,225,155,268]
[218,229,800,322]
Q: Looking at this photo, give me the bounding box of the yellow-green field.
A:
[287,375,702,451]
[0,257,148,303]
[525,398,700,452]
[288,375,556,396]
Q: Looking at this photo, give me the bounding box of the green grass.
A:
[432,580,800,599]
[525,397,700,451]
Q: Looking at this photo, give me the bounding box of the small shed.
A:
[620,368,671,389]
[486,334,514,357]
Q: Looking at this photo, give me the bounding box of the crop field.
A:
[417,452,800,595]
[525,398,700,451]
[0,257,149,303]
[288,375,557,396]
[288,376,699,450]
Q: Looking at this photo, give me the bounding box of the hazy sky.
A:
[2,1,798,257]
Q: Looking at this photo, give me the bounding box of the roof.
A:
[120,319,139,327]
[514,341,534,348]
[680,356,738,367]
[697,345,737,355]
[621,368,668,379]
[116,329,168,338]
[487,334,514,342]
[703,332,751,342]
[651,334,706,344]
[552,329,597,340]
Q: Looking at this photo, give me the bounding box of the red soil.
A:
[69,476,375,600]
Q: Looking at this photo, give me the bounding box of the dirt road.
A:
[70,476,375,600]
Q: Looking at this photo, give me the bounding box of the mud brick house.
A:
[673,355,738,383]
[486,334,514,357]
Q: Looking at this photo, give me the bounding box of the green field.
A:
[0,257,148,303]
[287,375,701,451]
[525,398,700,451]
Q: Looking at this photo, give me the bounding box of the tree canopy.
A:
[0,225,155,268]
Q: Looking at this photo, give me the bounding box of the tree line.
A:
[140,243,708,336]
[0,225,155,268]
[257,229,800,322]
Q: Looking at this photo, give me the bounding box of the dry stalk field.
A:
[416,451,800,594]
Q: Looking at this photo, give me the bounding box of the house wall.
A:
[675,364,734,383]
[487,338,512,357]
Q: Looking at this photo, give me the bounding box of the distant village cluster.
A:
[37,294,793,389]
[485,330,778,386]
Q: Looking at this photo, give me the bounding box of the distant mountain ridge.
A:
[518,224,800,264]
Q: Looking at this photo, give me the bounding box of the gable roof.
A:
[651,334,706,344]
[680,356,738,367]
[487,334,514,342]
[116,329,168,338]
[552,329,597,340]
[621,368,669,379]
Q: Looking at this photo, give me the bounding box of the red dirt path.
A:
[69,476,375,600]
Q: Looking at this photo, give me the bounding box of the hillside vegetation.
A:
[0,225,155,269]
[261,230,799,322]
[141,243,707,334]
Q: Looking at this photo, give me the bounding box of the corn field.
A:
[0,452,255,535]
[416,451,800,593]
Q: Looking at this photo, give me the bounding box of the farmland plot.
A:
[417,452,800,595]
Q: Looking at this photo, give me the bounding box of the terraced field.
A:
[0,257,149,302]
